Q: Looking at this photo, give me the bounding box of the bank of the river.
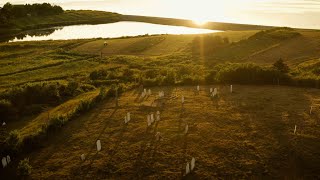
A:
[0,10,121,41]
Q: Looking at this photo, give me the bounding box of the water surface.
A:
[10,21,219,42]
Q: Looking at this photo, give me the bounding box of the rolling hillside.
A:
[211,29,320,64]
[72,28,320,65]
[71,31,259,56]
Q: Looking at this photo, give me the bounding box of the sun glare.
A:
[193,19,207,26]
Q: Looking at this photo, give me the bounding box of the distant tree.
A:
[273,58,289,73]
[0,2,13,23]
[0,2,63,22]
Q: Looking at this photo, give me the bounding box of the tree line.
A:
[0,2,64,25]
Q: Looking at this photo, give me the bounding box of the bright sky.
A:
[1,0,320,29]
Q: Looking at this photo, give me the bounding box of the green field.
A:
[1,27,320,179]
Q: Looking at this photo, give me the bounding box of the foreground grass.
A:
[25,85,320,179]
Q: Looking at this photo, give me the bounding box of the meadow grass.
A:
[25,85,320,179]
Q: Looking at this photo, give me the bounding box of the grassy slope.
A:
[26,85,320,179]
[0,39,124,90]
[211,29,320,64]
[1,29,320,91]
[71,28,320,65]
[72,31,258,56]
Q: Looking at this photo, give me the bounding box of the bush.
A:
[214,63,291,85]
[76,100,93,114]
[163,70,176,85]
[18,158,32,177]
[274,58,289,73]
[0,82,67,120]
[0,99,17,122]
[63,81,80,96]
[5,130,21,152]
[178,75,197,85]
[89,69,108,80]
[47,116,66,131]
[97,86,107,100]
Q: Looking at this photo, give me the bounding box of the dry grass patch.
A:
[23,85,320,179]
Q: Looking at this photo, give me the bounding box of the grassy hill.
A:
[72,31,258,56]
[70,28,320,66]
[19,85,320,179]
[1,28,320,178]
[1,28,320,91]
[210,28,320,64]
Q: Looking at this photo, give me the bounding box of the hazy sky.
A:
[1,0,320,29]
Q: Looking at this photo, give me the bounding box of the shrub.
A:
[89,69,108,80]
[215,63,290,85]
[47,116,66,131]
[0,99,17,122]
[162,70,176,85]
[0,82,69,120]
[76,100,92,114]
[97,86,107,100]
[205,70,218,83]
[17,158,32,177]
[144,69,159,79]
[179,75,197,85]
[5,130,21,152]
[64,81,80,96]
[273,58,289,73]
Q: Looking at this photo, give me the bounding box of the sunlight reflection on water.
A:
[10,21,220,42]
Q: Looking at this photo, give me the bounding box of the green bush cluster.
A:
[4,130,21,153]
[17,158,32,177]
[0,81,95,122]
